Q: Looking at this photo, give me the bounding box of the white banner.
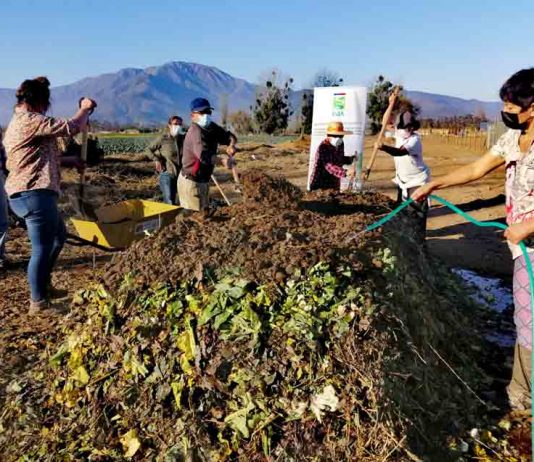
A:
[306,86,368,191]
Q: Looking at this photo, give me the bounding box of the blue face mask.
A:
[197,114,212,128]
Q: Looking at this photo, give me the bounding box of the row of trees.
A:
[420,113,489,130]
[226,71,417,136]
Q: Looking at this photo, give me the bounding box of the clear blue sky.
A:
[0,0,532,100]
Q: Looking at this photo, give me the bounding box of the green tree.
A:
[366,76,420,134]
[300,69,344,136]
[312,68,344,88]
[253,70,293,134]
[300,91,313,136]
[366,76,396,135]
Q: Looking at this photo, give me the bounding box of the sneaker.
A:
[234,184,242,194]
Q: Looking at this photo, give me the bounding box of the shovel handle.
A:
[79,122,89,188]
[364,86,401,181]
[211,174,231,206]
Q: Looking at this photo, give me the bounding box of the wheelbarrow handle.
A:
[65,232,124,253]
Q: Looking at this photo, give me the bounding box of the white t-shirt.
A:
[392,131,430,192]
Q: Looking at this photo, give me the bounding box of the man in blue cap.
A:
[179,97,237,212]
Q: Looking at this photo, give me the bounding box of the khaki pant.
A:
[507,342,532,411]
[178,173,209,212]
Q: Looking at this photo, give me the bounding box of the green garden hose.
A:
[366,194,534,448]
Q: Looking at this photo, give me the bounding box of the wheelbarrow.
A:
[8,199,180,253]
[68,199,181,252]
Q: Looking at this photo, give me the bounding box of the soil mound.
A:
[1,171,502,461]
[240,169,303,208]
[105,171,391,289]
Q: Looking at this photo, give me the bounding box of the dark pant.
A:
[0,173,7,261]
[159,172,177,205]
[9,189,66,301]
[396,187,429,244]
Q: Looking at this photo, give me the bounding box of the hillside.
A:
[0,61,501,125]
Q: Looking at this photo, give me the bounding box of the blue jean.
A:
[0,173,7,261]
[159,172,177,205]
[9,189,66,301]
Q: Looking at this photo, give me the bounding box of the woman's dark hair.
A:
[397,110,420,131]
[499,68,534,110]
[168,115,182,124]
[16,76,51,112]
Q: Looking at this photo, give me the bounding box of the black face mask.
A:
[501,111,529,132]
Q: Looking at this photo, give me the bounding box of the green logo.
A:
[332,94,346,117]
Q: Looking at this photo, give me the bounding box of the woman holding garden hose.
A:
[413,67,534,410]
[3,76,96,315]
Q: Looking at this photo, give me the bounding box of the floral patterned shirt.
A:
[490,129,534,259]
[3,107,81,196]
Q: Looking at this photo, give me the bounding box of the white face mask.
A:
[396,129,411,139]
[329,137,343,147]
[170,125,180,136]
[196,114,212,128]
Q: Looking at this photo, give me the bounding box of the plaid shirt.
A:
[309,139,351,191]
[3,107,81,196]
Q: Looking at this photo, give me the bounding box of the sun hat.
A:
[326,121,352,136]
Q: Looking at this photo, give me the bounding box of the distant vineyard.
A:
[98,135,154,155]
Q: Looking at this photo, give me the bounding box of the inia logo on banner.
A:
[332,93,346,117]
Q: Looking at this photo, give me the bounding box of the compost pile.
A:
[1,172,498,461]
[105,170,390,288]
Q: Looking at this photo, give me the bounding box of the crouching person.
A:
[179,98,237,212]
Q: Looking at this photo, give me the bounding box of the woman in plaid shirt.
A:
[309,122,355,191]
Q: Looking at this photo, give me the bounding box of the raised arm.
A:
[35,97,95,137]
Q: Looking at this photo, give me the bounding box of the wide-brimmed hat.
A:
[326,121,352,136]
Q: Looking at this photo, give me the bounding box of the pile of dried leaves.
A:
[0,173,522,461]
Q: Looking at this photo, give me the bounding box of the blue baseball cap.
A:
[190,97,214,112]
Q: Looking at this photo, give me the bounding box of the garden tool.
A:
[72,99,99,220]
[363,86,401,181]
[211,174,232,206]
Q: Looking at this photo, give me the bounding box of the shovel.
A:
[72,121,99,221]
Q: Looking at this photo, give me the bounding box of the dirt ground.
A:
[0,135,521,459]
[229,135,511,278]
[0,134,511,378]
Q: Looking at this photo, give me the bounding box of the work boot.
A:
[28,299,65,316]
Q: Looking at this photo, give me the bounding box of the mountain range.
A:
[0,61,502,126]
